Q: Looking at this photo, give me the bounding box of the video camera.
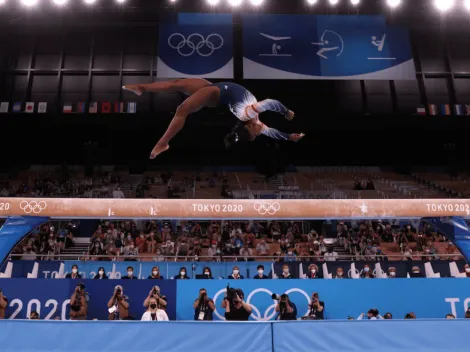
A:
[226,284,243,304]
[271,293,288,302]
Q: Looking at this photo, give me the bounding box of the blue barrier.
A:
[0,279,176,320]
[176,279,470,320]
[0,320,469,352]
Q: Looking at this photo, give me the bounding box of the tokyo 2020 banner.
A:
[242,14,416,80]
[157,13,234,78]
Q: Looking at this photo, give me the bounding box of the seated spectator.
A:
[256,238,270,256]
[324,247,338,261]
[253,265,268,279]
[136,232,146,253]
[153,249,165,262]
[141,297,169,321]
[334,267,346,279]
[174,267,190,280]
[465,264,470,277]
[360,264,374,279]
[409,266,423,278]
[202,267,214,279]
[148,266,164,280]
[279,264,293,279]
[123,241,139,261]
[66,264,82,279]
[239,244,253,261]
[387,267,397,278]
[21,246,37,261]
[93,267,108,279]
[358,308,383,320]
[446,242,460,261]
[465,308,470,318]
[383,312,393,319]
[445,314,456,319]
[306,264,321,279]
[89,241,104,259]
[29,311,40,320]
[404,312,416,319]
[228,266,244,279]
[0,289,8,319]
[176,239,189,258]
[273,250,284,263]
[122,266,138,280]
[284,249,297,262]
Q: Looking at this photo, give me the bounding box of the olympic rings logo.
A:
[253,202,281,215]
[168,33,224,57]
[213,287,311,321]
[20,201,47,214]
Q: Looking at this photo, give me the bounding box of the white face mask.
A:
[466,268,470,273]
[72,269,78,274]
[412,271,419,274]
[364,267,370,272]
[180,271,186,276]
[288,252,293,255]
[283,268,289,273]
[99,270,104,276]
[152,271,158,276]
[204,271,210,276]
[258,269,264,275]
[311,269,316,274]
[128,271,133,276]
[337,272,343,276]
[233,270,239,275]
[390,272,396,277]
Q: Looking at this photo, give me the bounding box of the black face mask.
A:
[150,304,157,309]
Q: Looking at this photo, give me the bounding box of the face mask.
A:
[466,268,470,273]
[390,272,396,277]
[364,267,370,272]
[152,271,158,276]
[99,270,104,275]
[283,268,289,273]
[150,304,157,309]
[288,252,293,255]
[204,271,210,276]
[180,271,186,276]
[412,271,419,274]
[72,269,78,274]
[258,270,264,275]
[337,272,343,276]
[130,246,134,249]
[311,269,316,274]
[140,235,144,238]
[233,270,239,275]
[128,271,133,276]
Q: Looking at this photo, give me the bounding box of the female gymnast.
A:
[122,78,305,159]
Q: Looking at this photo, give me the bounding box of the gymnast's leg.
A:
[150,85,220,159]
[122,78,212,97]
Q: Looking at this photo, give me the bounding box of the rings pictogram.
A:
[168,33,224,57]
[20,201,47,214]
[253,202,281,215]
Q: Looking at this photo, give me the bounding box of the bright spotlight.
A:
[351,0,360,5]
[465,0,470,10]
[329,0,340,5]
[207,0,220,4]
[307,0,317,4]
[115,0,126,3]
[20,0,39,6]
[228,0,243,6]
[251,0,263,5]
[434,0,454,11]
[53,0,68,5]
[83,0,96,4]
[0,0,6,5]
[386,0,401,8]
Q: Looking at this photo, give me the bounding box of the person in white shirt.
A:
[358,308,383,320]
[141,298,169,321]
[323,247,338,262]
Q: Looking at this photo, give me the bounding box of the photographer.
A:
[143,285,167,310]
[274,293,297,320]
[69,282,88,320]
[306,292,324,320]
[0,288,8,319]
[108,285,130,320]
[193,288,215,321]
[222,287,252,321]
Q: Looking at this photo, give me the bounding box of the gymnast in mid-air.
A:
[122,78,305,159]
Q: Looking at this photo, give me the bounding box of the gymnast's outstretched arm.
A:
[248,99,294,120]
[261,125,305,142]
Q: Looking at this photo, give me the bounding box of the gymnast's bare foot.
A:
[150,142,170,159]
[122,84,144,96]
[286,110,295,121]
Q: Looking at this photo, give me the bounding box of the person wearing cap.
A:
[70,282,88,320]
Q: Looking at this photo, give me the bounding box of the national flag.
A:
[76,102,86,113]
[25,102,35,113]
[89,102,98,113]
[38,102,47,113]
[454,104,465,116]
[63,103,73,113]
[114,102,125,113]
[440,104,451,116]
[0,102,9,113]
[416,107,426,116]
[428,104,437,116]
[12,102,22,113]
[101,102,111,113]
[127,102,137,114]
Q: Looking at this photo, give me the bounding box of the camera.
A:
[153,289,158,295]
[116,288,122,295]
[226,284,237,302]
[271,293,288,302]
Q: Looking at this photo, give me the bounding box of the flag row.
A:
[0,102,137,114]
[416,104,470,116]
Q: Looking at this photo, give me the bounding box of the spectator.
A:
[93,267,109,279]
[202,267,214,279]
[112,187,125,198]
[136,232,146,253]
[410,266,424,278]
[465,264,470,278]
[404,312,416,319]
[306,292,324,320]
[29,311,40,320]
[123,266,138,280]
[228,266,244,279]
[144,286,167,310]
[387,266,397,278]
[334,267,346,279]
[358,309,383,320]
[361,264,374,279]
[464,308,470,318]
[0,288,8,319]
[383,312,393,319]
[279,264,293,279]
[275,293,297,320]
[148,266,164,280]
[222,288,252,321]
[70,282,88,320]
[306,264,321,279]
[108,285,131,320]
[141,297,169,321]
[239,244,253,261]
[324,247,338,261]
[253,265,268,279]
[284,249,297,262]
[445,314,456,319]
[174,267,190,280]
[256,238,270,256]
[66,264,82,279]
[123,241,139,261]
[21,246,37,261]
[194,288,215,321]
[153,249,165,262]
